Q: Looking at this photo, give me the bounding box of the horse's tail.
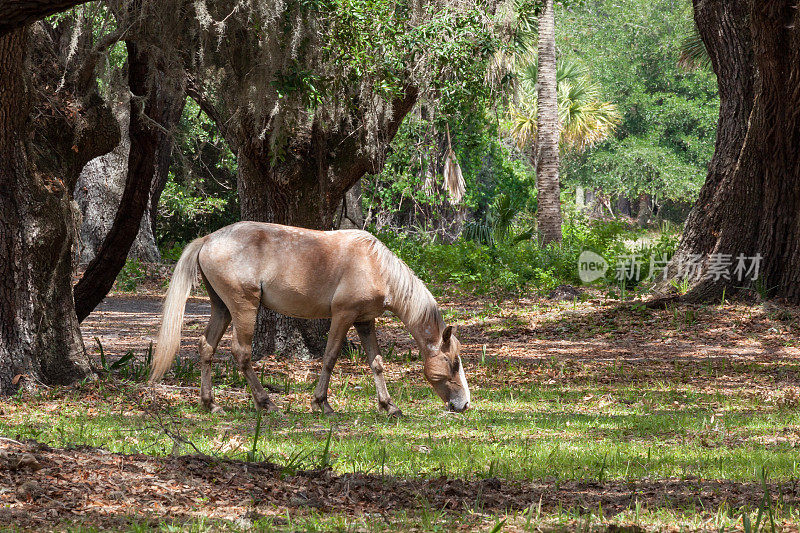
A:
[149,236,207,383]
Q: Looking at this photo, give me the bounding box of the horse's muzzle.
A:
[448,400,470,412]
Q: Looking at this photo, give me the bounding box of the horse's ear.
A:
[442,325,456,345]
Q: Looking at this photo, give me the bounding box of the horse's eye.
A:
[452,357,460,373]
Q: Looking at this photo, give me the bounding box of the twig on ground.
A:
[107,381,205,456]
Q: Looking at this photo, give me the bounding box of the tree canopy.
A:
[558,0,719,204]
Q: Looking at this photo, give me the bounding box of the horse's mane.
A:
[348,231,443,328]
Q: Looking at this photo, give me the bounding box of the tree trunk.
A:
[660,0,800,303]
[585,188,607,219]
[575,186,585,210]
[74,88,149,264]
[615,195,632,217]
[535,0,562,244]
[335,179,365,229]
[0,0,93,36]
[142,78,186,258]
[664,0,755,280]
[73,43,185,321]
[238,141,332,361]
[76,82,186,265]
[0,24,118,394]
[636,193,652,226]
[190,79,417,360]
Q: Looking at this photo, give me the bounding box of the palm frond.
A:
[678,24,711,70]
[509,56,619,154]
[509,101,538,148]
[443,149,465,203]
[487,0,537,90]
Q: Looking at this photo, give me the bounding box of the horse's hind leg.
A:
[354,320,402,417]
[199,281,231,412]
[230,304,279,412]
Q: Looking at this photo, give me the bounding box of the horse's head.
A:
[423,325,471,412]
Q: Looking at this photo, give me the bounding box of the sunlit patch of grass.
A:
[4,360,800,488]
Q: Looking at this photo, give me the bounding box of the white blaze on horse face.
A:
[457,355,470,405]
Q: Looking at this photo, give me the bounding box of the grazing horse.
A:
[149,221,471,415]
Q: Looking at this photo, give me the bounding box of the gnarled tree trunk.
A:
[661,0,800,303]
[225,89,418,361]
[238,136,332,361]
[75,80,185,265]
[143,88,186,256]
[73,42,186,322]
[0,23,119,394]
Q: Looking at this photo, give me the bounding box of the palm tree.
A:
[509,58,621,153]
[534,0,561,244]
[510,56,620,233]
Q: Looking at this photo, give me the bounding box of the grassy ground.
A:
[2,285,800,531]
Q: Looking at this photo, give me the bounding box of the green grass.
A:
[4,367,800,485]
[4,298,800,530]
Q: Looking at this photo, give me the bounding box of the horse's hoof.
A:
[387,406,404,418]
[256,398,280,413]
[210,404,225,414]
[313,399,336,416]
[379,401,403,418]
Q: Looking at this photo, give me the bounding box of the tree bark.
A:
[615,195,632,217]
[73,43,185,321]
[664,0,755,279]
[636,193,652,226]
[75,89,135,264]
[143,88,185,253]
[660,0,800,303]
[0,23,119,394]
[535,0,562,244]
[575,186,585,210]
[335,180,365,230]
[75,80,185,265]
[238,135,332,361]
[0,0,92,36]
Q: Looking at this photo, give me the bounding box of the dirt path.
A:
[82,295,215,360]
[82,292,800,395]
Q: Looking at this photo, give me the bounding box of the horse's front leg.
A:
[354,320,402,417]
[312,314,353,415]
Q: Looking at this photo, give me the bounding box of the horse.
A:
[148,221,471,415]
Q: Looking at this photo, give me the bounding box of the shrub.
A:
[376,213,680,297]
[116,258,147,292]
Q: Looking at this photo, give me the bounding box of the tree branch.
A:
[0,0,93,36]
[328,84,419,202]
[186,77,240,154]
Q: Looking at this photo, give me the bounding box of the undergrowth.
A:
[378,215,680,296]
